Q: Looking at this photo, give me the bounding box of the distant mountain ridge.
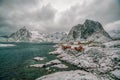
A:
[7,27,67,43]
[0,19,115,43]
[64,19,112,42]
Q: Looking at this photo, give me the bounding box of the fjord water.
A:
[0,42,56,80]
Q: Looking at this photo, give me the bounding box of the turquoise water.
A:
[0,42,56,80]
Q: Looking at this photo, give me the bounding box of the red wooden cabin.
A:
[74,45,84,52]
[61,45,71,50]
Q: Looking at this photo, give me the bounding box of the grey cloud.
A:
[0,0,57,35]
[0,0,37,6]
[104,20,120,31]
[104,20,120,39]
[57,0,120,32]
[37,4,56,21]
[0,0,120,36]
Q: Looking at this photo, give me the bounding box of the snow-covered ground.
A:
[103,40,120,48]
[35,40,120,80]
[51,64,68,69]
[36,70,104,80]
[111,70,120,79]
[46,40,120,80]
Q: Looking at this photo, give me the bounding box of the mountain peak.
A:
[84,19,103,31]
[20,26,27,30]
[84,19,102,26]
[84,19,98,23]
[8,26,32,42]
[66,19,112,42]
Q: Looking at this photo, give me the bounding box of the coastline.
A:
[35,40,120,80]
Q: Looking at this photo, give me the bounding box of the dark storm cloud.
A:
[0,0,38,34]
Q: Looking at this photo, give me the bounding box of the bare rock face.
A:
[66,19,112,42]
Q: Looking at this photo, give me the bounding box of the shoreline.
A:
[36,40,120,80]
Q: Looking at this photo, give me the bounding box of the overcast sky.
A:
[0,0,120,36]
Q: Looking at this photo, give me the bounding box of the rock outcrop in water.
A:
[65,19,112,42]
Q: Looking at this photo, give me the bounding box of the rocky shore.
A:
[36,70,101,80]
[36,40,120,80]
[30,59,68,69]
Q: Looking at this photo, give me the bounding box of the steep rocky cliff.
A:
[66,19,112,42]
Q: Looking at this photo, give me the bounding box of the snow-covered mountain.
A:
[30,31,67,42]
[1,19,114,43]
[30,31,45,42]
[44,32,67,43]
[64,19,112,42]
[7,27,67,43]
[8,26,32,42]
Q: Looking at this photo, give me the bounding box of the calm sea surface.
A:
[0,42,57,80]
